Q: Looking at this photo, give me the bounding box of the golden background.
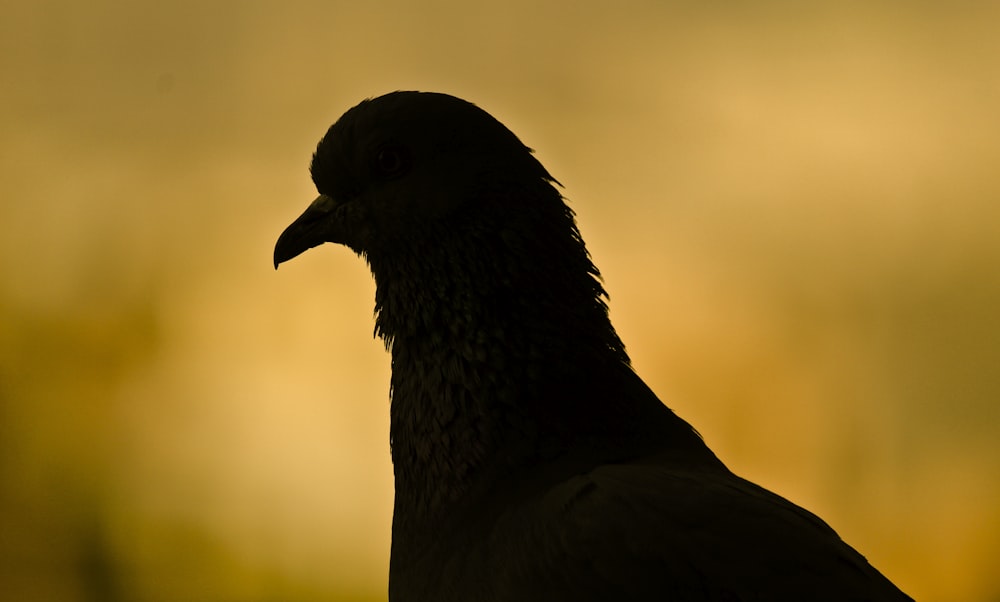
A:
[2,1,998,600]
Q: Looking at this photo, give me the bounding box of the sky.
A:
[1,1,999,600]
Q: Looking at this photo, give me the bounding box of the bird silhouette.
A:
[274,91,911,601]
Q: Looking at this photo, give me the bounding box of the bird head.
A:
[274,91,555,267]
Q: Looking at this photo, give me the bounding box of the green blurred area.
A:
[1,1,998,600]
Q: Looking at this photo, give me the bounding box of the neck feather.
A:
[365,182,711,537]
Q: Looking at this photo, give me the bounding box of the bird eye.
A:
[374,145,410,180]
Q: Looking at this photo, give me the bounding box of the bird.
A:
[274,91,911,601]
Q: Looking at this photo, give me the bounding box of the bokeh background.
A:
[2,1,998,600]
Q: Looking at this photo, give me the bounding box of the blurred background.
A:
[2,1,998,600]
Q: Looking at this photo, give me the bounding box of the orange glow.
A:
[1,3,998,600]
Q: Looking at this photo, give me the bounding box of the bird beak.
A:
[273,194,345,269]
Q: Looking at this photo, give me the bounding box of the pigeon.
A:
[274,91,911,601]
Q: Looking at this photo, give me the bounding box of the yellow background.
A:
[2,1,998,600]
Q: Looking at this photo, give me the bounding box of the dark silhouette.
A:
[274,91,911,601]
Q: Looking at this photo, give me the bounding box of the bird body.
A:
[274,91,911,601]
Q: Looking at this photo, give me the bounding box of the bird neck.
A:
[365,183,709,538]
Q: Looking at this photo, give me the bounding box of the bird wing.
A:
[479,460,912,601]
